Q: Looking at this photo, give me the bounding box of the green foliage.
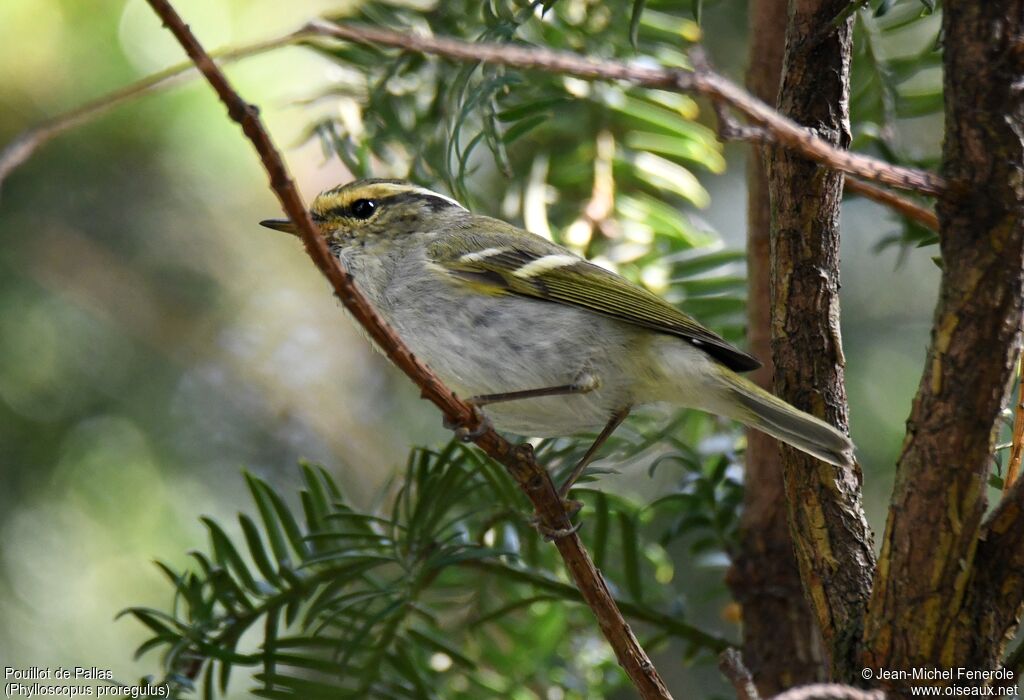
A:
[120,0,948,695]
[303,0,719,284]
[127,436,736,698]
[119,4,758,695]
[849,0,943,253]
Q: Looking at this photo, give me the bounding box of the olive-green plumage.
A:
[261,178,854,468]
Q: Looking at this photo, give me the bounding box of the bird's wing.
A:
[427,219,761,372]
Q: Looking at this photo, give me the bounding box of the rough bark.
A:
[766,0,876,681]
[726,0,826,690]
[955,477,1024,674]
[863,0,1024,686]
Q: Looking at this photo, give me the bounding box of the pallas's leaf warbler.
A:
[262,179,853,489]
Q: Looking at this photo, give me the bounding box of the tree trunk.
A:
[766,0,876,681]
[727,0,826,691]
[863,0,1024,688]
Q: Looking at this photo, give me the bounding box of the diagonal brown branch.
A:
[702,86,939,234]
[141,1,672,697]
[307,19,946,197]
[0,18,946,217]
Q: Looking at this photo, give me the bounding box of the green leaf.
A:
[496,96,567,122]
[240,514,281,586]
[680,296,746,318]
[387,642,434,698]
[593,491,609,570]
[218,652,233,694]
[266,487,309,560]
[406,627,476,669]
[502,114,549,143]
[337,598,405,672]
[896,90,944,119]
[202,662,214,700]
[123,607,179,638]
[625,131,726,173]
[429,545,505,569]
[469,594,561,628]
[252,672,347,699]
[629,0,647,49]
[618,512,643,602]
[709,455,730,484]
[609,95,697,137]
[299,463,333,528]
[245,472,291,566]
[873,0,895,17]
[649,492,702,512]
[678,275,746,297]
[202,517,260,596]
[618,152,709,208]
[667,248,744,277]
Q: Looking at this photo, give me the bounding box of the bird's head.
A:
[259,179,467,246]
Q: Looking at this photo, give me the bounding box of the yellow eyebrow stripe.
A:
[312,182,467,218]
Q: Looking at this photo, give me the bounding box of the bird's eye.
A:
[350,199,377,220]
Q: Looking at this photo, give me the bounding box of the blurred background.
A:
[0,0,950,696]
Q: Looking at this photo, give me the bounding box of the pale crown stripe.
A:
[364,182,468,211]
[395,183,468,210]
[410,186,467,211]
[513,254,580,278]
[458,247,508,263]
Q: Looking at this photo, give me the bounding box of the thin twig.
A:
[142,1,673,698]
[844,177,939,232]
[0,27,314,188]
[704,96,940,232]
[2,18,946,218]
[719,649,762,700]
[468,559,733,652]
[307,19,946,197]
[1003,355,1024,492]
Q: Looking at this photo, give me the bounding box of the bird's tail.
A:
[715,371,854,467]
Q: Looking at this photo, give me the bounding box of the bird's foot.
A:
[530,500,583,541]
[532,518,583,542]
[443,404,491,442]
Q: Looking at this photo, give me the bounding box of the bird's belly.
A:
[381,290,641,437]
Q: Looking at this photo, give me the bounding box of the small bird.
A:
[261,179,853,492]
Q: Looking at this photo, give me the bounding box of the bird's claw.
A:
[531,518,583,542]
[530,500,583,541]
[443,405,491,442]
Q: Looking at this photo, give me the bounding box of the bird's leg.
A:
[557,407,631,499]
[530,407,631,541]
[468,371,600,406]
[444,372,599,442]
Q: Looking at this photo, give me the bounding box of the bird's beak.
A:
[259,218,299,235]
